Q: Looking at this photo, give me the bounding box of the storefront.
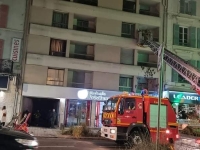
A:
[163,91,200,120]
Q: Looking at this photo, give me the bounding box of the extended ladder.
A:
[143,40,200,95]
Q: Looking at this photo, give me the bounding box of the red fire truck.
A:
[101,40,200,147]
[101,90,179,147]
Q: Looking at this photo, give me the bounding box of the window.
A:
[70,44,94,60]
[49,39,66,57]
[68,70,92,88]
[179,27,188,46]
[0,5,9,28]
[52,11,68,28]
[137,53,157,67]
[73,19,95,33]
[119,76,133,92]
[121,22,135,38]
[120,49,134,65]
[124,98,135,110]
[123,0,136,13]
[47,68,64,86]
[180,0,196,16]
[173,24,196,48]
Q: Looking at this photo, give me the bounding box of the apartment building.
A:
[22,0,162,127]
[164,0,200,116]
[0,0,26,123]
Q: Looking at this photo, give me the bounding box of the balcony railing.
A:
[73,25,96,33]
[139,9,159,17]
[137,61,157,68]
[69,53,94,60]
[49,51,66,57]
[74,0,98,6]
[0,59,13,74]
[119,86,133,92]
[68,82,92,88]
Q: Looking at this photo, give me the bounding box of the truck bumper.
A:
[101,126,117,141]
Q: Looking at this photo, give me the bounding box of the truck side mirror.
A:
[103,105,106,110]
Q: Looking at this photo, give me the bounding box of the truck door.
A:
[117,97,137,125]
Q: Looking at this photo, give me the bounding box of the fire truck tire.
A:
[127,130,143,148]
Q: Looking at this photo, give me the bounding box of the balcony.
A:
[74,0,98,6]
[0,59,13,74]
[137,52,157,68]
[67,70,93,88]
[70,42,94,60]
[139,0,160,17]
[73,15,96,33]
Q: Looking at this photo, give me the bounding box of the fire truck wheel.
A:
[128,131,143,147]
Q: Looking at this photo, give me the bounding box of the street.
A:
[37,138,121,150]
[37,137,200,150]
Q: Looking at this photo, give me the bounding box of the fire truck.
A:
[101,40,200,147]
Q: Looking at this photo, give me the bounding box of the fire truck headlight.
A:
[166,129,170,134]
[110,129,116,134]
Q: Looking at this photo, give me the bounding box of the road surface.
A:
[37,137,200,150]
[37,138,121,150]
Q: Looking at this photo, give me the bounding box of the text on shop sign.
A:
[173,94,199,101]
[88,91,109,101]
[10,38,21,62]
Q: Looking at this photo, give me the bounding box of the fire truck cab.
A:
[101,91,179,146]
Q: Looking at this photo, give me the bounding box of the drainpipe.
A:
[18,0,32,118]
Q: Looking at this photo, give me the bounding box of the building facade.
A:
[0,0,26,123]
[22,0,163,127]
[165,0,200,118]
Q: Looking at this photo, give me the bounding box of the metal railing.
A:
[49,51,66,57]
[73,25,96,33]
[139,9,159,17]
[69,53,94,60]
[0,59,13,74]
[68,82,92,88]
[74,0,98,6]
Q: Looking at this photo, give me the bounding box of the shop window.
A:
[119,76,133,92]
[69,43,94,60]
[121,22,135,38]
[66,100,91,126]
[47,68,64,86]
[49,39,66,57]
[52,11,68,29]
[0,75,9,90]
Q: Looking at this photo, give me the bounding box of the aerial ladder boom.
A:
[143,40,200,95]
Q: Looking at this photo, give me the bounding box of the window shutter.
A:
[180,0,185,13]
[173,24,179,45]
[0,5,9,28]
[120,49,134,65]
[189,27,196,48]
[172,69,178,82]
[0,39,4,59]
[197,28,200,48]
[189,0,196,16]
[189,60,196,67]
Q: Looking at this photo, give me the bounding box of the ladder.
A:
[143,40,200,95]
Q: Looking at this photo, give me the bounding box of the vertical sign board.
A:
[10,38,21,62]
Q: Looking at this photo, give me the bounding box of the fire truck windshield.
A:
[103,97,119,112]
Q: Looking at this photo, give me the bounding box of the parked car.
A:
[0,121,38,150]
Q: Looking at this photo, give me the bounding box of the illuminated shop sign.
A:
[77,89,119,101]
[169,91,200,104]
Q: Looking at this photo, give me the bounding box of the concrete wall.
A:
[92,72,119,91]
[27,34,50,55]
[96,18,122,36]
[94,44,120,63]
[98,0,123,10]
[24,65,48,85]
[30,6,53,26]
[26,53,160,78]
